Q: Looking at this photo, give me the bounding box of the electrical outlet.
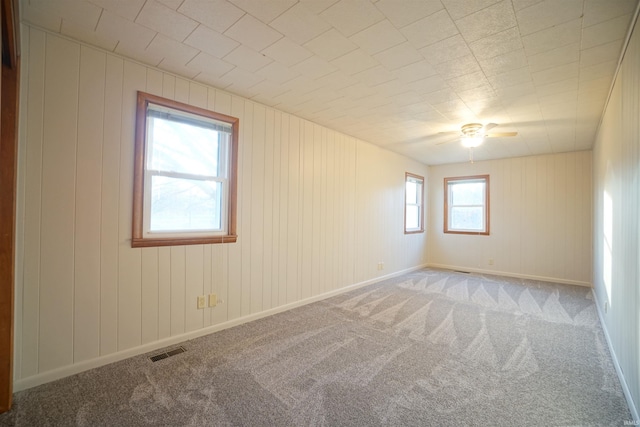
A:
[377,262,384,270]
[208,293,217,307]
[197,295,206,310]
[488,259,494,265]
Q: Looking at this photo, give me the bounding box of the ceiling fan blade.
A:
[484,123,498,132]
[486,132,518,137]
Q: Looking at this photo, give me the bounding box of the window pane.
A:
[406,205,419,229]
[406,181,417,204]
[451,206,484,230]
[149,117,220,176]
[149,175,221,232]
[451,182,484,205]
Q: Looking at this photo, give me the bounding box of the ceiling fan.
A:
[437,123,518,147]
[438,123,518,163]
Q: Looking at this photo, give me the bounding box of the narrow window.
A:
[444,175,489,235]
[405,173,424,234]
[132,92,238,247]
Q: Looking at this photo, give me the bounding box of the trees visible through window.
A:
[444,175,489,235]
[132,92,238,247]
[405,173,424,234]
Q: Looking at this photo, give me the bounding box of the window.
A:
[132,91,238,247]
[405,173,424,234]
[444,175,489,235]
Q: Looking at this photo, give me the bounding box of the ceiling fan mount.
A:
[460,123,485,137]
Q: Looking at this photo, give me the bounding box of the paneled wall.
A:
[427,151,592,286]
[14,27,428,389]
[592,12,640,419]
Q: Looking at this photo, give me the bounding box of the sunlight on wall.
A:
[603,189,613,305]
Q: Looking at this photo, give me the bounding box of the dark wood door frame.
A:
[0,0,19,414]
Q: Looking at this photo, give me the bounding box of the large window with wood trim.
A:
[444,175,489,235]
[132,91,238,247]
[405,173,424,234]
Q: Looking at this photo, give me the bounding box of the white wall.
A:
[427,151,592,286]
[14,26,428,390]
[592,11,640,419]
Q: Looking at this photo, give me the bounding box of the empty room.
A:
[1,0,639,425]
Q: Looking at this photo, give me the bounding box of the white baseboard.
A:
[13,263,428,392]
[426,263,592,287]
[593,293,639,423]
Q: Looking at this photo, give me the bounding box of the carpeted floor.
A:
[0,268,631,426]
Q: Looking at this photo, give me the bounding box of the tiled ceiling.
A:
[21,0,639,165]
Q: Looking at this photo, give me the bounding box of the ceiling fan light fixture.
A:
[461,136,483,148]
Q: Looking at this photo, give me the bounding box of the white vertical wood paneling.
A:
[73,45,105,363]
[427,151,593,286]
[593,16,640,417]
[39,34,79,373]
[15,27,429,389]
[100,54,123,356]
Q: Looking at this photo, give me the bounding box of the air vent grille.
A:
[149,346,186,362]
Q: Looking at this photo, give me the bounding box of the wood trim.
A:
[132,91,239,248]
[404,172,425,234]
[0,0,18,413]
[443,174,490,236]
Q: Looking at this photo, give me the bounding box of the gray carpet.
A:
[0,268,631,426]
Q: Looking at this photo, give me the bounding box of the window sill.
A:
[131,235,238,248]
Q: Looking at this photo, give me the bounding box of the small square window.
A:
[444,175,489,235]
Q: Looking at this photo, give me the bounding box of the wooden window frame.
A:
[404,172,425,234]
[132,91,239,248]
[444,175,490,235]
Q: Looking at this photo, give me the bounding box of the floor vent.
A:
[149,346,186,362]
[454,270,470,274]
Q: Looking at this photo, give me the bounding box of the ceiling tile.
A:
[447,71,490,92]
[581,14,631,50]
[455,1,517,43]
[95,10,156,49]
[224,14,283,51]
[469,27,522,59]
[61,20,118,51]
[374,0,444,28]
[392,60,438,83]
[349,20,406,55]
[580,39,625,67]
[314,72,358,91]
[298,0,340,14]
[406,75,450,94]
[184,25,239,59]
[255,61,300,84]
[536,78,578,98]
[21,2,62,32]
[186,52,235,77]
[30,0,102,30]
[157,0,182,9]
[270,3,332,44]
[88,0,145,21]
[321,0,385,37]
[401,10,459,49]
[433,54,482,79]
[583,0,637,27]
[440,0,502,20]
[486,66,532,88]
[532,62,579,86]
[261,37,313,66]
[515,0,583,36]
[331,49,379,75]
[374,42,423,70]
[579,60,617,83]
[228,0,297,23]
[293,56,338,79]
[178,0,245,33]
[223,45,273,72]
[353,66,396,87]
[304,29,358,61]
[511,0,544,11]
[158,59,200,79]
[420,34,473,65]
[479,48,528,76]
[527,43,580,73]
[146,34,199,65]
[136,0,198,41]
[521,18,581,56]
